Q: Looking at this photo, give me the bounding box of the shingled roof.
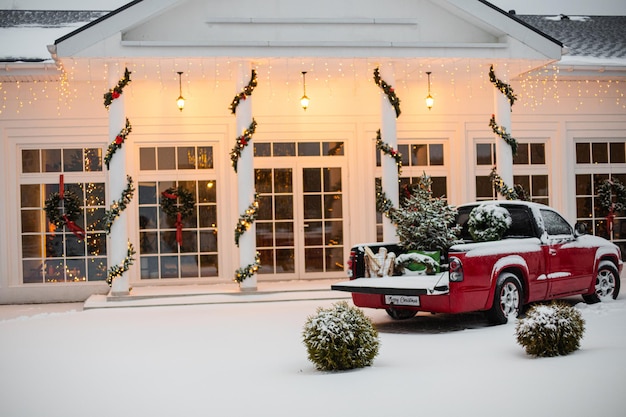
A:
[518,15,626,60]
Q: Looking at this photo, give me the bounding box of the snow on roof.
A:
[0,10,107,62]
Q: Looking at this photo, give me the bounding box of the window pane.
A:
[84,148,102,172]
[22,149,40,173]
[256,223,274,247]
[200,255,218,277]
[257,196,273,220]
[23,260,43,283]
[513,143,529,165]
[157,147,176,170]
[198,180,217,203]
[139,182,157,205]
[140,148,156,170]
[275,222,294,246]
[592,143,608,164]
[63,149,83,172]
[22,235,42,258]
[20,184,40,208]
[298,142,319,156]
[275,249,294,273]
[273,142,295,156]
[476,176,493,198]
[576,143,590,164]
[200,231,218,252]
[274,169,293,193]
[324,194,342,219]
[274,195,293,220]
[476,144,493,165]
[610,142,625,163]
[323,142,344,156]
[21,210,41,233]
[303,168,321,192]
[254,143,271,157]
[255,169,273,193]
[303,195,322,219]
[530,143,545,164]
[411,144,428,166]
[177,146,195,169]
[431,177,447,198]
[197,146,213,169]
[576,174,592,195]
[429,144,444,165]
[398,144,410,167]
[532,175,549,196]
[324,168,341,192]
[42,149,61,172]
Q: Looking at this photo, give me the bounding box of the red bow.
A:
[175,212,183,247]
[606,207,615,235]
[63,214,86,240]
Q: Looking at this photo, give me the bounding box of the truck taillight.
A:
[347,250,356,278]
[449,257,463,282]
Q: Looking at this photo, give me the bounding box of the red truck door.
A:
[540,209,595,297]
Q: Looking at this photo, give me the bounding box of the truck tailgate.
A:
[331,273,449,296]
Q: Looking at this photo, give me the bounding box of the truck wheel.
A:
[487,273,522,325]
[583,261,620,304]
[385,308,417,320]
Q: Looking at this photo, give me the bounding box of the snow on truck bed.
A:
[331,272,449,296]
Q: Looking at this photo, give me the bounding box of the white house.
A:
[0,0,624,304]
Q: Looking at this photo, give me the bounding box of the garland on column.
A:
[234,252,261,284]
[235,194,259,246]
[490,167,528,201]
[104,118,132,169]
[230,119,257,172]
[103,175,135,233]
[106,241,136,286]
[376,129,402,174]
[375,182,395,219]
[103,68,132,109]
[373,67,401,118]
[489,65,517,107]
[229,69,258,114]
[489,115,518,156]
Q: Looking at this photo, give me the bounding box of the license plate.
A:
[385,295,420,306]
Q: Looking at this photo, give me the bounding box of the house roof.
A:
[518,15,626,62]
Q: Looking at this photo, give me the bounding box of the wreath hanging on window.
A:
[598,178,626,214]
[468,204,512,242]
[44,176,86,240]
[160,186,196,247]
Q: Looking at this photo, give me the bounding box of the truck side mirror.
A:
[574,222,587,236]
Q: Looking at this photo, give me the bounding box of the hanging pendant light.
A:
[300,71,310,111]
[425,71,434,110]
[176,71,185,112]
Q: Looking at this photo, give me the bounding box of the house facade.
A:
[0,0,624,304]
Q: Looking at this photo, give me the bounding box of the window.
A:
[541,209,573,236]
[138,146,219,279]
[254,141,344,157]
[20,148,107,283]
[574,139,626,260]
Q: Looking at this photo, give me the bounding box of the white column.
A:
[236,63,257,291]
[108,66,130,296]
[494,73,514,197]
[380,64,399,242]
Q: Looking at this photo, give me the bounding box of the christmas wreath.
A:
[44,181,86,240]
[468,204,512,242]
[160,186,196,247]
[598,178,626,214]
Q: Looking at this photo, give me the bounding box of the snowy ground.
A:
[1,294,625,417]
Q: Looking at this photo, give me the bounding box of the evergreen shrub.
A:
[302,301,380,371]
[515,301,585,357]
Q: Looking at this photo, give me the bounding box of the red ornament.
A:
[115,135,123,145]
[112,91,120,99]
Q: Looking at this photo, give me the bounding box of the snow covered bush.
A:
[515,301,585,358]
[302,301,380,371]
[467,203,512,242]
[392,173,461,252]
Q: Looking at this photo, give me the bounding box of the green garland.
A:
[230,119,257,172]
[375,129,402,174]
[373,67,401,118]
[160,186,196,220]
[234,252,261,283]
[490,167,527,201]
[235,194,259,247]
[598,178,626,213]
[489,115,518,156]
[44,190,82,228]
[229,69,258,114]
[489,65,517,107]
[375,182,395,219]
[106,241,135,286]
[104,118,132,169]
[103,68,132,109]
[103,175,135,234]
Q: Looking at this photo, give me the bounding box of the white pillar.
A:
[108,66,130,296]
[380,64,399,242]
[494,73,514,197]
[236,63,257,291]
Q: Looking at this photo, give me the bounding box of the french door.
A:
[254,159,347,279]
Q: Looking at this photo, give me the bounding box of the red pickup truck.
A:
[332,201,623,324]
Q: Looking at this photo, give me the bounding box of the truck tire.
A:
[582,261,620,304]
[385,307,418,320]
[486,273,523,325]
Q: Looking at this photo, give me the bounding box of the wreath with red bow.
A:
[160,186,195,247]
[44,190,86,239]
